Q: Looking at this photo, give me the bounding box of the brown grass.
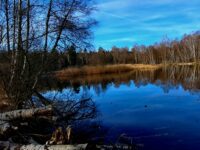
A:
[170,62,199,66]
[54,64,162,79]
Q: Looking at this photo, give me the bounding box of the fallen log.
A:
[0,106,53,134]
[0,106,53,121]
[0,141,88,150]
[21,144,88,150]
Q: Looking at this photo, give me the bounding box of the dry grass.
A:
[54,64,162,79]
[55,62,200,80]
[172,62,200,66]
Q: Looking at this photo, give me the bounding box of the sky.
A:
[92,0,200,49]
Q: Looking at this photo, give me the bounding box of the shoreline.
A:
[54,62,200,79]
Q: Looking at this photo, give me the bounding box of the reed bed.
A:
[54,64,162,78]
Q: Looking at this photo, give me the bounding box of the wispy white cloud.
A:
[104,37,137,43]
[93,0,200,49]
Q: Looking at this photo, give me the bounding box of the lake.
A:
[43,65,200,150]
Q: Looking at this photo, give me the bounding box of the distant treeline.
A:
[82,32,200,65]
[1,32,200,71]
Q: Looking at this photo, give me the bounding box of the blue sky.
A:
[92,0,200,49]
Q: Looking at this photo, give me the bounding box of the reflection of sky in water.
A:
[43,81,200,150]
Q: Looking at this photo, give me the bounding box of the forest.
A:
[2,32,199,71]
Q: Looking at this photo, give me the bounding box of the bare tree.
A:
[0,0,96,108]
[0,0,97,145]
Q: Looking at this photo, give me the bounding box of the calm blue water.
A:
[44,80,200,150]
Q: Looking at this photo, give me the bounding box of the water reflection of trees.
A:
[42,65,200,94]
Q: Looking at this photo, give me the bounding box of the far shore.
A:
[1,62,200,110]
[54,62,200,79]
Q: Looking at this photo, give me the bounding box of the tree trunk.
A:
[0,106,52,121]
[5,0,10,52]
[0,106,53,134]
[0,142,88,150]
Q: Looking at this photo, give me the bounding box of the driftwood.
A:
[0,106,52,121]
[0,106,53,134]
[0,141,88,150]
[0,99,97,148]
